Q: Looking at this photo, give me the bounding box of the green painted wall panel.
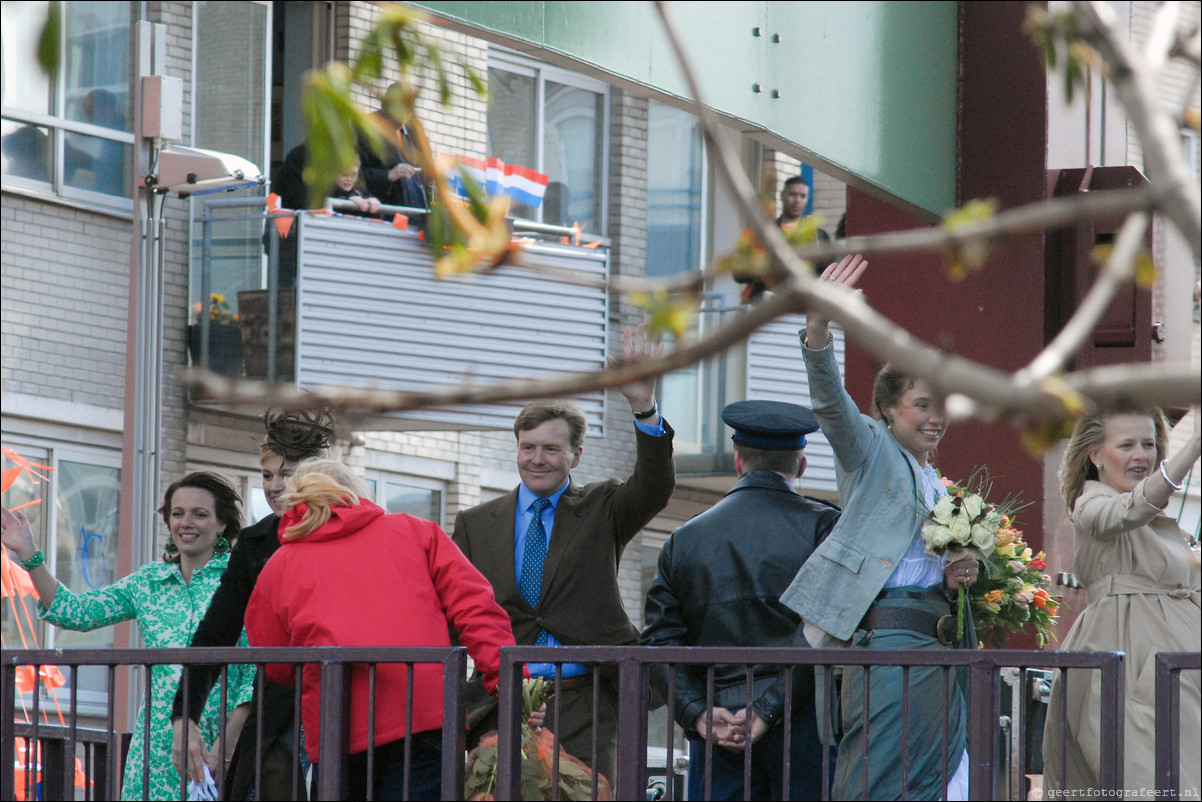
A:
[415,1,957,216]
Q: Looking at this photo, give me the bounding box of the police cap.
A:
[721,400,819,451]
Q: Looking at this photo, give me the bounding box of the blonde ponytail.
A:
[279,459,369,540]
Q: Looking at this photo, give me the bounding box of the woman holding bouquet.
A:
[1043,407,1200,797]
[780,254,979,800]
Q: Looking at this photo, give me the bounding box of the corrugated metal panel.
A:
[745,314,847,494]
[295,214,609,434]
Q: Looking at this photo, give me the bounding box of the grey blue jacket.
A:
[779,333,931,644]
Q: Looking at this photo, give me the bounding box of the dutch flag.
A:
[449,155,550,209]
[485,157,506,196]
[449,155,486,197]
[504,163,549,208]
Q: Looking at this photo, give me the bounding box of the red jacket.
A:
[244,500,514,762]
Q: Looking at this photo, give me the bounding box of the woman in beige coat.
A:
[1043,407,1200,798]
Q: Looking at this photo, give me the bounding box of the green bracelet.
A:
[18,550,45,571]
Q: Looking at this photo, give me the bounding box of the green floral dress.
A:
[39,553,255,801]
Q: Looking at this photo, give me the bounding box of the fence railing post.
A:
[1153,652,1198,798]
[1154,654,1180,798]
[496,652,523,800]
[41,737,67,801]
[2,662,15,802]
[967,657,1000,801]
[441,648,467,801]
[1097,651,1126,793]
[615,657,648,801]
[314,660,353,800]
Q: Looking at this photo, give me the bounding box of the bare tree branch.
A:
[506,185,1155,298]
[185,1,1202,437]
[1075,0,1202,258]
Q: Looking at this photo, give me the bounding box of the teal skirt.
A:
[833,593,968,801]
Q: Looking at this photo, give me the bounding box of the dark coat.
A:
[171,514,303,800]
[640,470,840,731]
[356,117,429,213]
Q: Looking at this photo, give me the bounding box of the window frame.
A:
[363,470,446,528]
[1,435,123,718]
[0,0,137,212]
[487,48,610,232]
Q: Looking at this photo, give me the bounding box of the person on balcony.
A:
[734,174,831,303]
[329,157,382,218]
[171,409,333,800]
[358,83,429,226]
[640,400,840,800]
[451,324,676,784]
[243,458,516,801]
[778,254,980,800]
[2,472,254,801]
[1043,407,1201,797]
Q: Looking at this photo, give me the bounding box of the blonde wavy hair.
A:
[279,458,370,540]
[1060,408,1167,518]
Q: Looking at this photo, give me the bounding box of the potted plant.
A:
[188,293,243,377]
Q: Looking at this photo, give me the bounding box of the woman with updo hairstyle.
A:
[779,255,980,800]
[2,471,253,800]
[1043,406,1200,797]
[245,458,517,801]
[171,408,334,799]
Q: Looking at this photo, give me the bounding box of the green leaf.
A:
[37,3,60,75]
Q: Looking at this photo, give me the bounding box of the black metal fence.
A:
[3,647,466,801]
[4,645,1196,801]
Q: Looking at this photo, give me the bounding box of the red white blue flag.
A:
[449,155,549,209]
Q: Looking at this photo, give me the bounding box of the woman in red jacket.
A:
[244,459,515,800]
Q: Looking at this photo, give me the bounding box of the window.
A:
[2,441,122,715]
[487,52,608,232]
[647,103,704,278]
[1,1,136,204]
[188,1,271,336]
[646,101,728,456]
[364,473,444,527]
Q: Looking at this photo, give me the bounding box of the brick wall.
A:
[151,1,197,485]
[0,198,130,410]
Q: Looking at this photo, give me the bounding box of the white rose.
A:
[923,523,952,551]
[971,523,994,553]
[962,494,984,519]
[931,496,955,525]
[948,515,972,545]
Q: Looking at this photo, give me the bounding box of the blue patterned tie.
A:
[520,497,552,646]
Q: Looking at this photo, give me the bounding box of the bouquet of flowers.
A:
[921,472,1019,640]
[971,523,1060,647]
[464,678,611,801]
[192,293,239,326]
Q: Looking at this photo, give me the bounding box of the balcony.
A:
[190,198,843,488]
[191,200,611,434]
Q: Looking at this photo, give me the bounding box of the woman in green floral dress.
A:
[1,471,256,801]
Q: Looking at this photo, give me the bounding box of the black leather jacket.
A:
[640,471,839,732]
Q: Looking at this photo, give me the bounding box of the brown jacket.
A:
[452,422,676,649]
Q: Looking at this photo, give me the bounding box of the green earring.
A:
[216,534,230,553]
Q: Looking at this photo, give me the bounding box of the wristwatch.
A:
[633,400,658,420]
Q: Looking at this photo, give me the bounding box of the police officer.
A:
[640,400,839,801]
